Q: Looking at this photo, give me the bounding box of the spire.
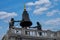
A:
[24,4,26,11]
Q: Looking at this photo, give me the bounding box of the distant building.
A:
[2,5,60,40]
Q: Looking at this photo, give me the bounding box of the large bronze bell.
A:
[20,8,32,28]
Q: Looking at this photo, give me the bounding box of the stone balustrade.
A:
[7,28,60,39]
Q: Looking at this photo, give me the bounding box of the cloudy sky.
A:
[0,0,60,40]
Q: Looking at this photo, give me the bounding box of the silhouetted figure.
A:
[36,22,42,36]
[9,18,14,28]
[37,22,42,30]
[30,22,42,36]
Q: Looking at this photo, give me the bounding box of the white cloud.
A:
[47,10,60,16]
[27,7,32,11]
[0,11,17,19]
[26,0,51,6]
[26,2,34,6]
[43,18,60,31]
[45,18,60,26]
[26,0,59,15]
[33,7,48,14]
[26,0,51,14]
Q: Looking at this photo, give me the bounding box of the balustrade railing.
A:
[8,28,60,38]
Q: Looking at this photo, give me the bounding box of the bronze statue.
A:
[9,18,14,28]
[36,22,42,30]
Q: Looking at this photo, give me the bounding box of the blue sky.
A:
[0,0,60,40]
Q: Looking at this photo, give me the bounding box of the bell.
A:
[20,5,32,28]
